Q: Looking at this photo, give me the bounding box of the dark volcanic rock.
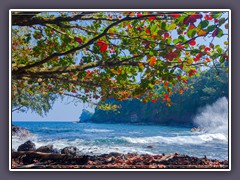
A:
[17,140,36,152]
[61,146,79,156]
[36,145,60,154]
[12,125,32,139]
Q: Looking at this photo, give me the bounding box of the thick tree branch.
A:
[14,58,146,79]
[12,11,184,26]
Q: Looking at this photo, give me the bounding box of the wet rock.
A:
[12,125,32,139]
[109,152,122,157]
[36,145,60,154]
[147,145,154,148]
[61,146,79,156]
[17,140,36,152]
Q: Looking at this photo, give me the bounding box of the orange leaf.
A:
[138,62,144,69]
[149,56,157,66]
[196,28,207,36]
[179,88,183,95]
[164,81,169,87]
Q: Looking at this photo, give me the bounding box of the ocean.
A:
[12,121,228,160]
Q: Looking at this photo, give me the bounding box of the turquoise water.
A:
[12,122,228,160]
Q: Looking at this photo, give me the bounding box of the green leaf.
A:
[212,12,221,19]
[198,20,209,29]
[173,39,179,44]
[167,23,177,31]
[207,25,217,32]
[153,50,158,56]
[219,56,225,63]
[178,35,185,42]
[161,22,166,30]
[187,28,196,38]
[217,47,223,54]
[217,28,224,38]
[150,25,158,33]
[149,51,154,56]
[219,18,226,26]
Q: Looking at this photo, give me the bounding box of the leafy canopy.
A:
[11,11,229,113]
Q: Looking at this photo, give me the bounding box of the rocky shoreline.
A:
[11,140,228,169]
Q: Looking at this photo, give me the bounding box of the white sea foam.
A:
[83,128,113,133]
[12,135,38,150]
[193,97,228,136]
[34,138,85,149]
[121,133,227,145]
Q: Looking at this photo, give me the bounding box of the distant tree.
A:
[91,67,228,126]
[11,11,229,114]
[79,109,93,122]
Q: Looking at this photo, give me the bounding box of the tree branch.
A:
[13,16,138,75]
[12,11,185,26]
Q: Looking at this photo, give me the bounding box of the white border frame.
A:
[9,9,231,171]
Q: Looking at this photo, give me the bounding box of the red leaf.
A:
[188,24,196,30]
[170,14,180,18]
[137,13,142,17]
[152,99,157,103]
[100,44,108,52]
[196,53,202,59]
[146,29,150,34]
[206,57,210,62]
[71,89,77,93]
[164,81,169,87]
[148,16,156,21]
[212,28,219,37]
[188,39,196,46]
[194,57,199,62]
[204,15,213,20]
[176,43,184,49]
[97,40,108,52]
[74,37,83,43]
[204,47,211,52]
[164,32,169,39]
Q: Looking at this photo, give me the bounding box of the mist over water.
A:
[193,97,228,137]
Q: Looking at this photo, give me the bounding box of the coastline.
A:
[11,125,229,169]
[11,147,228,169]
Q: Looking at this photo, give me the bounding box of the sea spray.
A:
[193,97,228,136]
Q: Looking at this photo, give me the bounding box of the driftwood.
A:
[12,151,66,160]
[12,151,89,166]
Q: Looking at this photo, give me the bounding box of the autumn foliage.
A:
[11,11,229,112]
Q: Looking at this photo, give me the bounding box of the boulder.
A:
[36,145,60,154]
[17,140,36,152]
[61,146,79,156]
[12,125,32,139]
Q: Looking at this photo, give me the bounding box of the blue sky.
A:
[12,97,95,122]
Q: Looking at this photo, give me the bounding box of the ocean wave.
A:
[34,138,85,149]
[193,97,228,136]
[83,129,113,133]
[121,133,228,145]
